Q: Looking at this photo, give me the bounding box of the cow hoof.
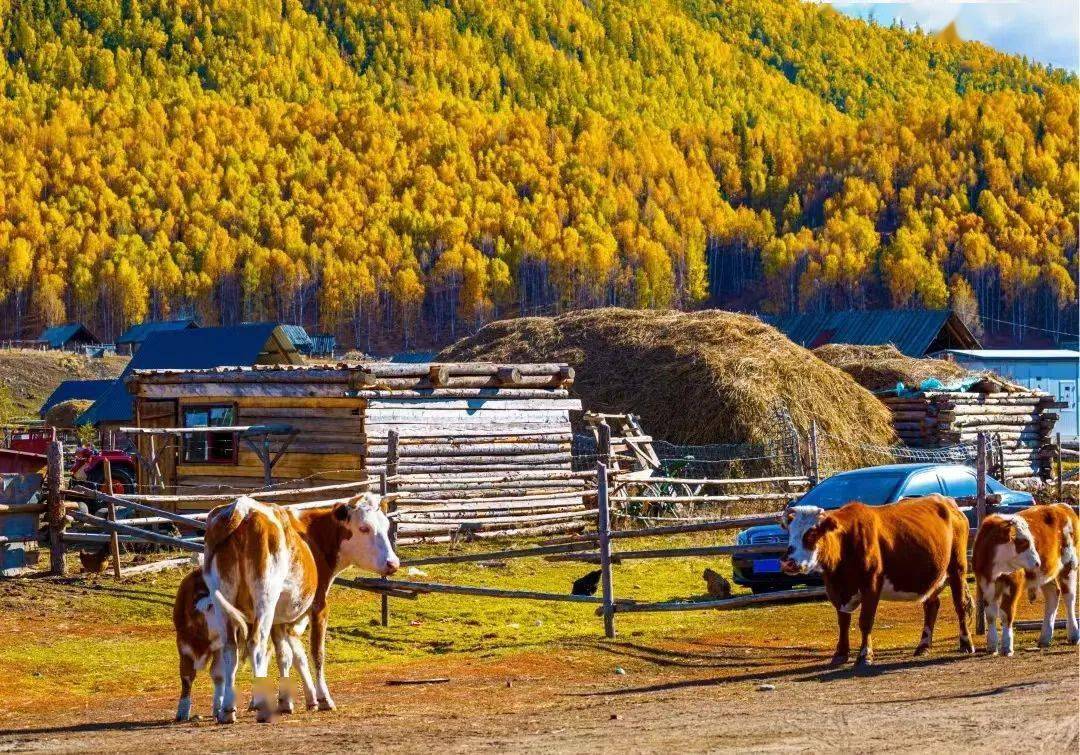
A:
[255,710,275,724]
[958,638,975,654]
[827,653,849,667]
[318,698,336,712]
[1037,638,1053,649]
[1067,634,1079,646]
[247,699,258,712]
[999,648,1014,658]
[217,709,237,725]
[306,702,319,712]
[855,655,873,669]
[913,644,930,657]
[277,698,295,715]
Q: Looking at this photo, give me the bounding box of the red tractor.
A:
[70,446,139,495]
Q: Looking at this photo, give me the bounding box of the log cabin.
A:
[126,363,586,537]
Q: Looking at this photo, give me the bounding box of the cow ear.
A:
[379,493,401,513]
[780,508,795,530]
[816,514,838,534]
[333,503,350,522]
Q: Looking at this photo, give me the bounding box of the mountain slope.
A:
[0,0,1075,350]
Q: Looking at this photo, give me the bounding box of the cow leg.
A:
[998,575,1021,657]
[250,610,277,723]
[272,627,295,714]
[210,652,225,720]
[1061,564,1079,645]
[217,642,240,724]
[1037,580,1060,648]
[176,652,196,722]
[914,595,940,656]
[855,589,881,667]
[287,631,319,710]
[830,607,852,666]
[310,605,335,711]
[981,579,1001,654]
[947,565,974,654]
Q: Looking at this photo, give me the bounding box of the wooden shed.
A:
[126,362,582,517]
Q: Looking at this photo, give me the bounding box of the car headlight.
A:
[736,529,750,545]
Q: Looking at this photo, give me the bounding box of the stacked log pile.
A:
[880,376,1061,480]
[358,362,592,543]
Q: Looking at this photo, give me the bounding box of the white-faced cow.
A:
[781,495,974,667]
[202,493,399,723]
[972,503,1079,656]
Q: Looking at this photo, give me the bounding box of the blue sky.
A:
[824,1,1080,71]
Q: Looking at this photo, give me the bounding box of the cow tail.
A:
[213,589,250,646]
[964,581,976,618]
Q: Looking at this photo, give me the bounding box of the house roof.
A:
[37,323,99,349]
[942,349,1080,361]
[765,309,980,356]
[116,318,198,345]
[39,379,113,418]
[279,324,313,349]
[77,323,301,425]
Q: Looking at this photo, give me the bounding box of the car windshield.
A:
[797,473,906,509]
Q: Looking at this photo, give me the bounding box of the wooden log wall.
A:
[880,390,1061,480]
[132,363,587,531]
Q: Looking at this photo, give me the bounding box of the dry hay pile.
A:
[439,309,897,469]
[44,398,94,428]
[813,344,970,393]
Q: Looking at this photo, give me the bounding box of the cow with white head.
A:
[779,495,974,667]
[201,492,399,723]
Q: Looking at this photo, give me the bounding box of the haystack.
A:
[45,398,94,428]
[813,344,970,393]
[439,309,897,469]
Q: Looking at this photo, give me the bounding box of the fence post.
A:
[47,440,66,576]
[809,420,820,486]
[597,461,616,639]
[380,430,400,628]
[1055,432,1063,501]
[103,457,122,579]
[597,421,612,469]
[975,431,987,636]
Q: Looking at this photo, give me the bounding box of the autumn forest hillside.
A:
[0,0,1076,350]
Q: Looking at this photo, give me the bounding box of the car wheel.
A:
[750,585,783,595]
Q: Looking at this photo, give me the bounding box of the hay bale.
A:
[45,398,94,428]
[813,344,970,393]
[439,309,897,469]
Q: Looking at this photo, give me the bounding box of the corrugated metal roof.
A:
[279,324,313,349]
[78,323,301,425]
[36,323,98,349]
[116,319,198,345]
[944,349,1079,360]
[765,309,979,356]
[39,379,113,417]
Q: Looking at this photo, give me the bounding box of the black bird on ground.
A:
[572,569,603,596]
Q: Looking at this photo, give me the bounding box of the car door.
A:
[898,470,944,499]
[937,467,978,500]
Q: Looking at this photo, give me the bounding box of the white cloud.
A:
[821,1,1080,71]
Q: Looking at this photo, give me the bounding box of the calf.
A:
[203,493,398,723]
[173,568,297,721]
[781,495,974,667]
[972,503,1079,656]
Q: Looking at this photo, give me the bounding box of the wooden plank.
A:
[612,587,827,613]
[341,576,614,604]
[365,398,580,411]
[364,422,572,437]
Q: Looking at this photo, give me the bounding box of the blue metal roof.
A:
[279,324,313,350]
[39,380,113,417]
[77,323,299,425]
[765,309,980,356]
[116,318,198,345]
[37,323,99,349]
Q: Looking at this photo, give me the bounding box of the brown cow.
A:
[781,495,975,667]
[203,493,399,723]
[972,503,1079,656]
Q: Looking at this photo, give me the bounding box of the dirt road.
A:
[1,638,1075,753]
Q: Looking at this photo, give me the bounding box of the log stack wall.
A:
[880,382,1060,480]
[129,362,586,532]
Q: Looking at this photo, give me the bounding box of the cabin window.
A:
[182,405,237,464]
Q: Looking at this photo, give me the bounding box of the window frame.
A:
[900,470,944,499]
[180,403,239,465]
[936,467,979,499]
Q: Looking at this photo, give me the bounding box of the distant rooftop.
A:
[944,349,1080,360]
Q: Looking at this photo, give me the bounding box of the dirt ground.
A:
[0,616,1075,753]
